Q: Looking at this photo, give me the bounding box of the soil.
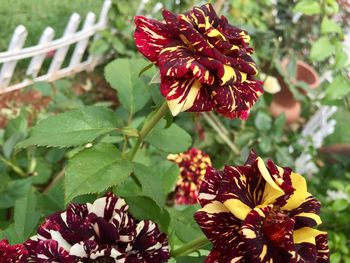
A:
[0,71,118,128]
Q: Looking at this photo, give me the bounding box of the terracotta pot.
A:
[320,144,350,156]
[269,59,320,123]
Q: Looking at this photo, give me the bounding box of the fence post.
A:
[69,12,96,69]
[47,13,81,77]
[26,27,55,78]
[0,25,28,89]
[87,0,112,71]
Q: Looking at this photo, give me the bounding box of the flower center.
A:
[262,207,291,248]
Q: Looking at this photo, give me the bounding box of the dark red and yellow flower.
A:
[168,148,212,205]
[194,150,329,262]
[25,192,169,262]
[0,239,28,263]
[134,3,263,119]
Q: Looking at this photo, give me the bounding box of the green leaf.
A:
[111,37,126,54]
[276,147,294,167]
[18,106,119,148]
[145,120,192,153]
[32,158,52,185]
[32,82,52,96]
[258,135,273,154]
[4,110,27,141]
[254,112,272,131]
[13,191,40,242]
[0,179,32,209]
[324,75,350,100]
[3,110,28,158]
[330,252,342,263]
[293,0,321,15]
[272,114,286,142]
[310,37,335,62]
[332,199,349,212]
[133,163,166,207]
[104,58,151,116]
[124,196,170,232]
[168,206,203,243]
[177,256,207,263]
[115,176,142,197]
[160,163,180,195]
[89,39,109,55]
[64,144,133,203]
[321,17,342,34]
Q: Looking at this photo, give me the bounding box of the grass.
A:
[0,0,103,52]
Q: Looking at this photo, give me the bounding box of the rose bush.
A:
[0,1,339,262]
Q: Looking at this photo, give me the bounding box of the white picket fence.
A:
[0,0,112,94]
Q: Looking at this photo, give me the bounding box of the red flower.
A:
[134,3,263,119]
[168,148,212,204]
[0,239,28,263]
[194,151,329,262]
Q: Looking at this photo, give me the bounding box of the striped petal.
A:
[211,80,263,119]
[158,43,215,85]
[70,240,126,262]
[126,220,170,263]
[0,240,28,263]
[197,166,224,207]
[134,16,173,64]
[288,196,322,229]
[161,77,202,116]
[315,233,330,263]
[34,240,72,263]
[293,228,329,262]
[194,202,246,262]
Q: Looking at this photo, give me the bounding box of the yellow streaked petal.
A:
[282,172,310,211]
[282,191,310,211]
[259,245,267,261]
[207,28,227,41]
[223,199,252,221]
[221,65,236,85]
[296,212,322,225]
[240,72,247,83]
[167,79,201,116]
[293,227,326,245]
[257,158,285,205]
[231,257,243,263]
[160,45,182,54]
[257,157,283,192]
[199,201,230,213]
[291,172,307,192]
[241,228,256,239]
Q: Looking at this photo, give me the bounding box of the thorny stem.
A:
[128,101,168,161]
[171,236,210,258]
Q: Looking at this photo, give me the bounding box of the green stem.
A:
[128,101,168,160]
[171,236,210,258]
[0,156,26,177]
